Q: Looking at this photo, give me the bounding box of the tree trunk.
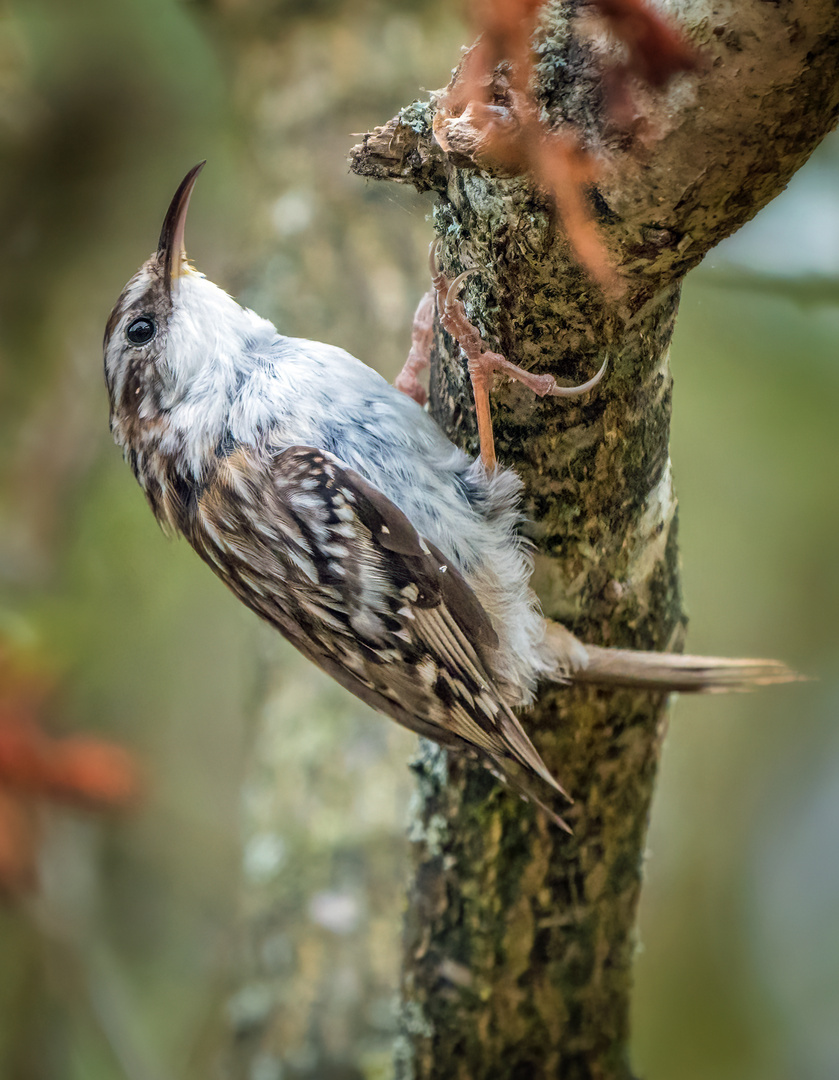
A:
[348,2,839,1077]
[204,7,468,1079]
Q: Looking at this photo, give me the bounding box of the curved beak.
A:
[158,161,205,291]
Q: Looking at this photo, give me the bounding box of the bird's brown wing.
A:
[188,443,566,803]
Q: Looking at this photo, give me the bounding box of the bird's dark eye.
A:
[126,316,156,346]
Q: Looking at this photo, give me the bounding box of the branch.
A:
[350,2,839,1077]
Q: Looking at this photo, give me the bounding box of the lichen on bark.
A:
[349,1,839,1077]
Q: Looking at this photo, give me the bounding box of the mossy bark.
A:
[349,2,839,1077]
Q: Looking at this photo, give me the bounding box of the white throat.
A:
[160,274,278,474]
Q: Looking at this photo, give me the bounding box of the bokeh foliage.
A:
[0,1,836,1077]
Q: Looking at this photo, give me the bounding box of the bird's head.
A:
[104,162,273,480]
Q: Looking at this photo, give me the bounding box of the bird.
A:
[103,163,794,829]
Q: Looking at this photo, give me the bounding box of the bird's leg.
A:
[395,289,435,406]
[429,240,608,469]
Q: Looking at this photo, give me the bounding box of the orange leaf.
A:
[42,739,142,809]
[592,0,698,86]
[0,789,38,896]
[0,633,142,896]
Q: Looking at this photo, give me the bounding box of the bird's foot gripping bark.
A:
[395,289,435,406]
[414,243,609,470]
[394,241,608,463]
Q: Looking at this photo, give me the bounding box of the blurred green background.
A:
[0,1,836,1078]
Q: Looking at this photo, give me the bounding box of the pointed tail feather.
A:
[544,621,802,693]
[573,647,800,692]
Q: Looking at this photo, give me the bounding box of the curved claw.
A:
[548,353,609,397]
[445,268,479,309]
[428,238,444,278]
